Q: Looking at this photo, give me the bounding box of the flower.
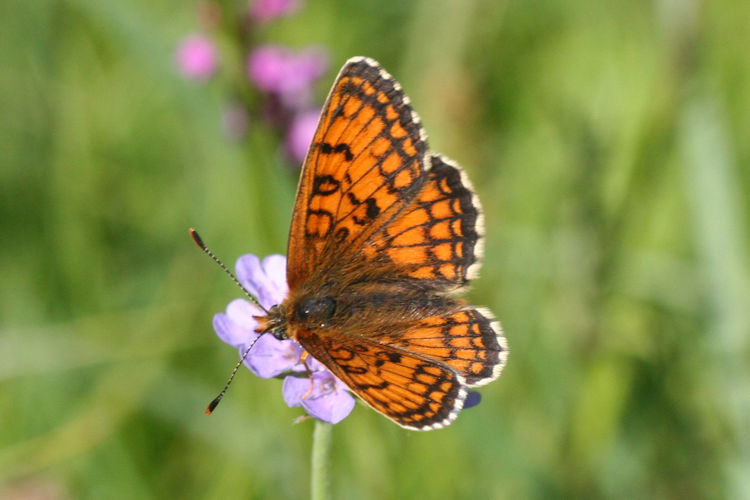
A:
[249,0,300,24]
[176,34,218,80]
[284,370,355,424]
[212,254,355,424]
[285,108,320,163]
[464,391,482,409]
[247,45,329,109]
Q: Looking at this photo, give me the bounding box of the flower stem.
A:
[311,420,332,500]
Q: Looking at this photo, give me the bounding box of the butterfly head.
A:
[253,305,289,340]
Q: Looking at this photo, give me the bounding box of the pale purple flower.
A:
[176,34,218,80]
[285,108,320,163]
[249,0,300,24]
[284,371,355,424]
[212,254,355,424]
[465,391,482,409]
[247,45,328,109]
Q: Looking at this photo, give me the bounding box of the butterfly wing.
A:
[288,58,486,294]
[296,327,468,430]
[284,57,507,429]
[373,306,507,387]
[364,153,484,290]
[287,57,428,289]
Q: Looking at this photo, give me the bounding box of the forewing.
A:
[287,57,428,289]
[364,154,484,289]
[296,328,467,430]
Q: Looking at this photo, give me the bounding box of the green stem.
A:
[311,420,332,500]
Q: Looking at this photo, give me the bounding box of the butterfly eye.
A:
[296,296,336,326]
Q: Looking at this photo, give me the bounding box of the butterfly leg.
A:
[299,351,316,400]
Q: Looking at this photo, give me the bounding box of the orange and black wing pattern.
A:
[284,57,507,430]
[287,57,428,289]
[296,327,468,430]
[364,153,484,290]
[375,307,504,387]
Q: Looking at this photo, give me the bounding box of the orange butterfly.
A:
[251,57,508,430]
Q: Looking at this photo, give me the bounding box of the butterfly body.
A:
[256,57,508,430]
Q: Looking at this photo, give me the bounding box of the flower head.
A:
[212,254,355,424]
[247,45,329,109]
[464,391,482,409]
[285,108,321,163]
[176,34,218,81]
[249,0,300,24]
[284,370,355,424]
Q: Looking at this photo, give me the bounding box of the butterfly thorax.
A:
[254,294,338,341]
[256,273,468,346]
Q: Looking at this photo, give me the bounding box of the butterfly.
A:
[254,57,508,430]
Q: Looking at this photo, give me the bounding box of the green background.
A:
[2,0,749,499]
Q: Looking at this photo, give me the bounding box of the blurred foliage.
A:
[2,0,749,499]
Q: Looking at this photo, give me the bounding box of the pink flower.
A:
[247,45,328,109]
[285,109,320,163]
[176,34,218,80]
[249,0,300,24]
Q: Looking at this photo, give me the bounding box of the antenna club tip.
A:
[189,228,206,249]
[206,395,222,415]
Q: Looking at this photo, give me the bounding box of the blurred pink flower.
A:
[249,0,300,24]
[247,45,328,109]
[176,34,218,80]
[285,109,320,163]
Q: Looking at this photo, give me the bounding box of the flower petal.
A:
[225,298,263,330]
[282,372,355,424]
[303,354,327,374]
[175,34,218,80]
[246,335,303,378]
[261,254,288,304]
[235,254,264,300]
[246,45,328,110]
[235,254,285,309]
[213,252,354,425]
[302,392,355,424]
[247,45,288,93]
[213,311,258,348]
[249,0,300,24]
[300,372,355,424]
[464,391,482,409]
[282,375,310,408]
[285,109,320,163]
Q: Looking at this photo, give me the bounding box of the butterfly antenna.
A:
[205,339,259,415]
[189,228,268,313]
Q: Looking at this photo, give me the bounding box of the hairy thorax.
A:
[256,277,462,343]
